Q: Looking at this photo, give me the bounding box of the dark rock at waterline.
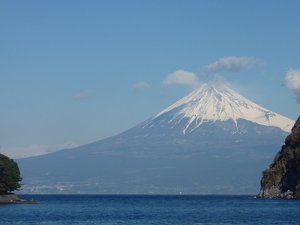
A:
[259,117,300,199]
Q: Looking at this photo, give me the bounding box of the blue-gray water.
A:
[1,195,300,225]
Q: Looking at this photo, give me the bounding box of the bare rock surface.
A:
[259,117,300,199]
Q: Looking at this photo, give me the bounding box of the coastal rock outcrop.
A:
[259,117,300,199]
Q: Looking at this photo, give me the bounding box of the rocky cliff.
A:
[259,117,300,199]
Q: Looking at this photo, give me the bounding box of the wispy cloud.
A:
[73,91,93,101]
[132,81,151,90]
[163,70,199,87]
[1,141,79,159]
[205,56,262,73]
[1,144,49,159]
[284,69,300,103]
[59,141,79,149]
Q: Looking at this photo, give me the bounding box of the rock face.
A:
[259,117,300,199]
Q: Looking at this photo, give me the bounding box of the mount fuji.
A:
[18,83,294,194]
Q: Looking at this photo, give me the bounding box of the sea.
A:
[0,195,300,225]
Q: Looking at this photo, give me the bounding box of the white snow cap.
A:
[155,82,294,133]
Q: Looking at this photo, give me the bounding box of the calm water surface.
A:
[0,195,300,225]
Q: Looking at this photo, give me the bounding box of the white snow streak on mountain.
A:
[154,83,294,133]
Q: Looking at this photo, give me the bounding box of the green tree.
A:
[0,153,22,194]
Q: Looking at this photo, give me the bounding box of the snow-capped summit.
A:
[154,82,294,133]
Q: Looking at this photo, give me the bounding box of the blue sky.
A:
[1,0,300,158]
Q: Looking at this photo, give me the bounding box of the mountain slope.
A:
[18,83,294,194]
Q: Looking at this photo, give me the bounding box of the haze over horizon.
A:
[1,0,300,158]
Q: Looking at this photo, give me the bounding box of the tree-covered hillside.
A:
[0,153,22,194]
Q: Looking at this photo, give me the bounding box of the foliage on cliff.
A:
[0,153,22,194]
[259,117,300,198]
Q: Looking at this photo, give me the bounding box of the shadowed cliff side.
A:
[259,117,300,199]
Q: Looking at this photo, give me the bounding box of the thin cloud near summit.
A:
[163,70,200,87]
[162,56,261,88]
[204,56,262,73]
[132,81,151,90]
